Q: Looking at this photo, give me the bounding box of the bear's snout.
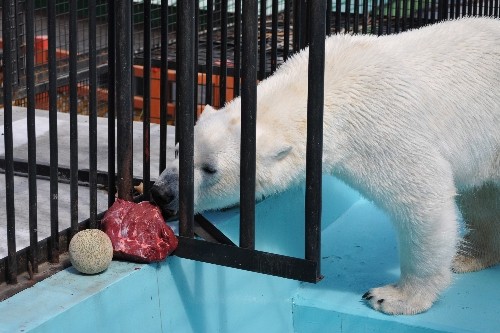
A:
[150,185,176,207]
[150,168,180,217]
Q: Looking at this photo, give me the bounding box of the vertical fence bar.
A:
[362,0,369,33]
[177,1,195,238]
[240,0,258,250]
[271,0,278,73]
[402,0,408,29]
[89,0,98,228]
[345,0,351,32]
[387,0,392,34]
[48,0,60,262]
[326,0,332,34]
[395,0,401,32]
[3,0,17,284]
[220,0,228,106]
[305,0,326,280]
[371,0,377,33]
[69,0,79,235]
[284,0,291,59]
[234,0,241,97]
[159,0,168,173]
[206,0,214,106]
[259,0,267,80]
[115,1,134,201]
[335,0,341,33]
[194,1,199,118]
[108,0,117,205]
[410,0,415,28]
[354,0,360,34]
[26,0,38,274]
[378,0,384,35]
[143,0,152,200]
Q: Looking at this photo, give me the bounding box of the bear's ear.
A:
[200,104,217,119]
[268,145,293,161]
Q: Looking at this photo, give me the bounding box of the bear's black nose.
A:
[150,185,175,206]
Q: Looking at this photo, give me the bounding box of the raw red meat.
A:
[101,199,178,263]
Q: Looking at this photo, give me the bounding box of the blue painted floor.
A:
[1,176,499,333]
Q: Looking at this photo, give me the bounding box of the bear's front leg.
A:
[362,187,459,315]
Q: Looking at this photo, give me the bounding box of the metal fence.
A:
[1,0,499,299]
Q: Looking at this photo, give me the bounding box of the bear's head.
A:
[151,102,304,215]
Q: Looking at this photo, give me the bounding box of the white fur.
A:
[153,18,500,315]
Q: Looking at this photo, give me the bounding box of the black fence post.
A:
[177,1,195,238]
[305,0,326,280]
[115,1,134,201]
[159,0,169,174]
[2,0,17,284]
[240,0,258,250]
[48,0,60,263]
[107,0,117,206]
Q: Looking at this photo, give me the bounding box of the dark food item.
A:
[101,199,178,263]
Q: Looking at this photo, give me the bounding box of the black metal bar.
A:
[2,0,17,284]
[234,0,242,97]
[69,0,79,236]
[294,0,308,51]
[219,0,228,106]
[335,0,342,33]
[362,0,369,33]
[395,0,401,32]
[115,1,134,201]
[143,0,152,201]
[271,0,278,73]
[175,237,319,283]
[194,0,199,119]
[403,0,409,28]
[345,0,351,32]
[159,0,168,173]
[108,0,117,206]
[417,0,423,25]
[194,214,236,246]
[284,0,291,59]
[88,0,98,228]
[177,0,195,238]
[410,0,416,28]
[240,0,258,250]
[205,0,214,106]
[48,0,59,263]
[326,0,332,35]
[26,0,38,274]
[305,0,326,280]
[378,0,384,35]
[259,0,267,80]
[371,0,377,33]
[354,0,360,34]
[387,0,392,34]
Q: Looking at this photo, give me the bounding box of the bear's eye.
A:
[201,164,217,175]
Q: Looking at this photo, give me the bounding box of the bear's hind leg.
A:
[453,183,500,273]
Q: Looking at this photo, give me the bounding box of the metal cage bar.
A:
[305,0,326,280]
[3,0,17,284]
[177,0,196,238]
[239,0,258,250]
[48,0,60,263]
[115,1,134,202]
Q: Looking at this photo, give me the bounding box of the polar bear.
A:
[151,17,500,315]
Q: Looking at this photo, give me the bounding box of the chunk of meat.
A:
[101,199,178,262]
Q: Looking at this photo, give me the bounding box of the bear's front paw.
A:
[362,284,434,315]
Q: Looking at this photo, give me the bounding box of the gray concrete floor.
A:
[0,107,176,257]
